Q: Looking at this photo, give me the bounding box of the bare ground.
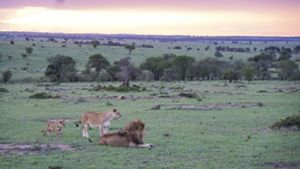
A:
[0,143,75,155]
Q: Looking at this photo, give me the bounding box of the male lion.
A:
[41,119,66,136]
[77,109,121,138]
[99,119,154,148]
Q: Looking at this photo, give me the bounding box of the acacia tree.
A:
[85,54,110,74]
[91,40,100,48]
[124,44,135,55]
[248,53,274,80]
[214,50,223,58]
[45,54,76,82]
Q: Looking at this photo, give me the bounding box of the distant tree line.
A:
[44,47,300,85]
[216,46,251,53]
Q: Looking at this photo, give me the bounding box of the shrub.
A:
[2,70,12,83]
[271,115,300,130]
[22,53,28,59]
[257,102,264,107]
[178,92,198,98]
[25,47,33,54]
[29,92,60,99]
[257,90,268,93]
[95,84,146,92]
[0,88,9,93]
[89,84,103,91]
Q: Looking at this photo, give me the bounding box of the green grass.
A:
[0,38,300,168]
[0,81,299,169]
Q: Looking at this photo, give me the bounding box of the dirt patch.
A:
[0,143,75,155]
[154,102,262,111]
[263,162,300,169]
[270,86,300,94]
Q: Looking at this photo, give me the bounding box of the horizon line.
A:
[1,31,300,38]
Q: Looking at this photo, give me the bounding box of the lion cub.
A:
[42,119,66,136]
[78,109,121,138]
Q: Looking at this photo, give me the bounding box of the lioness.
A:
[99,119,153,148]
[78,109,121,138]
[42,119,66,136]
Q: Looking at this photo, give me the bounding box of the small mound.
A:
[90,84,146,92]
[271,115,300,131]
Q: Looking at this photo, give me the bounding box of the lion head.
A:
[119,119,145,144]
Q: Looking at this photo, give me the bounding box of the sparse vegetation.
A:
[29,92,60,99]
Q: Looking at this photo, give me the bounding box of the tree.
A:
[45,54,76,82]
[85,54,110,74]
[241,64,256,82]
[25,47,33,54]
[2,70,12,83]
[140,54,175,80]
[214,50,223,58]
[91,40,100,48]
[248,53,274,80]
[124,44,135,55]
[277,60,298,80]
[223,69,239,83]
[137,70,154,81]
[160,68,177,81]
[173,55,195,80]
[115,57,139,87]
[294,45,300,53]
[278,48,292,61]
[196,58,227,80]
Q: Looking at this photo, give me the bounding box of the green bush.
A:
[0,88,9,93]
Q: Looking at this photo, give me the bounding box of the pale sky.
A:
[0,0,299,36]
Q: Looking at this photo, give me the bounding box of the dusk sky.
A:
[0,0,299,36]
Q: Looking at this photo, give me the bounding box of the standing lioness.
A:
[78,109,121,138]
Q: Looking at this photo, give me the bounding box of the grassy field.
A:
[0,38,300,168]
[0,80,299,169]
[1,38,300,80]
